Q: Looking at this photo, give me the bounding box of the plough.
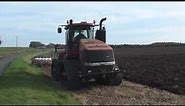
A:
[31,56,52,67]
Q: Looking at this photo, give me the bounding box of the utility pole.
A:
[16,36,18,47]
[16,35,20,54]
[0,35,1,45]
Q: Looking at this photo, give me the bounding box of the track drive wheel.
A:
[63,60,83,90]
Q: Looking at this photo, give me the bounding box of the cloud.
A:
[107,25,185,44]
[0,2,185,46]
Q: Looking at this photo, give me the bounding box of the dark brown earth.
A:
[114,46,185,95]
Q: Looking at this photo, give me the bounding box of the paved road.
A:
[0,55,17,75]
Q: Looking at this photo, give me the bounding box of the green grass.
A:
[0,47,41,57]
[0,52,79,105]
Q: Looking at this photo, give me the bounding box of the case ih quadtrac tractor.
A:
[51,17,123,90]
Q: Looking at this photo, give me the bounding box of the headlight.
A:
[114,67,119,71]
[113,65,120,71]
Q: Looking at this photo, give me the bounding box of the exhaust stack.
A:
[99,18,107,30]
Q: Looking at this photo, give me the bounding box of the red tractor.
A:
[51,18,123,90]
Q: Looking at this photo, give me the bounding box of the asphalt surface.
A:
[0,55,17,75]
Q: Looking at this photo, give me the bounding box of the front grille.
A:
[82,50,115,63]
[83,65,114,75]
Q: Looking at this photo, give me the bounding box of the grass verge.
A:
[0,47,39,57]
[0,52,79,105]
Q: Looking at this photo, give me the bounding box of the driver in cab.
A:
[74,29,86,45]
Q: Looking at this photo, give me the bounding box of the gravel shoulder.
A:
[0,55,17,75]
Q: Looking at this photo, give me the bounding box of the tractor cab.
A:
[57,18,106,49]
[58,21,95,48]
[67,22,95,49]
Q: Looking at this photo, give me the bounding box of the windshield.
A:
[72,27,94,40]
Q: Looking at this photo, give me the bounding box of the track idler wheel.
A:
[109,72,123,86]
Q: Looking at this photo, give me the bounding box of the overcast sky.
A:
[0,2,185,47]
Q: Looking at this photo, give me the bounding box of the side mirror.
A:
[57,27,62,33]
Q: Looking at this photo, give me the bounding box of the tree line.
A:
[109,42,185,48]
[29,41,185,49]
[29,41,64,49]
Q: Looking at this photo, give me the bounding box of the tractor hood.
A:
[79,39,113,51]
[79,39,115,63]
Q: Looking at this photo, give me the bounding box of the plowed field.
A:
[39,46,185,105]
